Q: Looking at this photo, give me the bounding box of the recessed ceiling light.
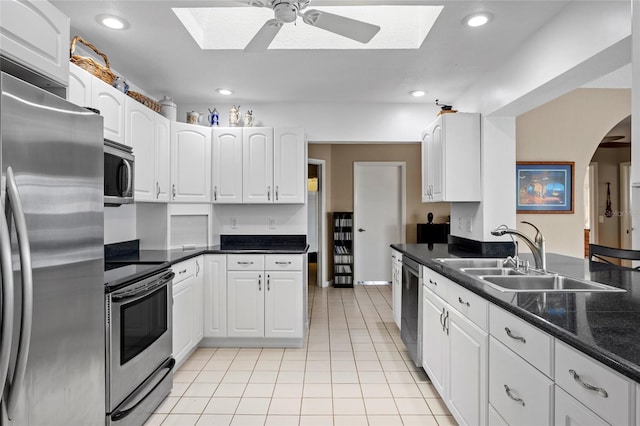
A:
[410,90,426,97]
[217,88,233,95]
[463,12,493,27]
[96,14,129,30]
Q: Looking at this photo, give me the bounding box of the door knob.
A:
[358,228,366,232]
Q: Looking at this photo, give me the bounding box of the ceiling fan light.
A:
[274,2,298,23]
[464,12,493,27]
[217,88,233,95]
[410,90,426,97]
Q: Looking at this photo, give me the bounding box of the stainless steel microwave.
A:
[104,140,134,206]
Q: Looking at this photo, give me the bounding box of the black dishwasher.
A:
[401,256,422,367]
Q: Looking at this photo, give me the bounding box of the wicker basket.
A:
[127,91,162,113]
[70,36,116,85]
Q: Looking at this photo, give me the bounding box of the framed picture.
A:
[516,162,574,213]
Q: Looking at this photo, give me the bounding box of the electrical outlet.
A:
[269,217,276,229]
[231,217,237,229]
[458,217,462,230]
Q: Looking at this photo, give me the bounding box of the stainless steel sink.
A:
[479,275,625,293]
[435,258,504,269]
[460,267,524,276]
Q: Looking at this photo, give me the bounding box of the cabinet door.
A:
[212,128,243,203]
[172,274,195,366]
[91,77,126,144]
[68,64,92,107]
[170,122,212,203]
[446,308,488,426]
[193,256,204,343]
[421,130,432,202]
[243,127,274,203]
[430,122,444,201]
[392,263,402,329]
[0,0,70,85]
[155,114,171,201]
[227,271,264,337]
[204,255,227,338]
[422,288,447,395]
[265,271,303,338]
[273,127,305,204]
[126,97,155,201]
[555,386,609,426]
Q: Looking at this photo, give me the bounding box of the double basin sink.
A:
[435,258,625,293]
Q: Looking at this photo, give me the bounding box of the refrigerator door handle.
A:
[4,167,34,420]
[0,195,15,402]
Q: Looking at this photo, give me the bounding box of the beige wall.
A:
[516,88,631,258]
[309,143,450,245]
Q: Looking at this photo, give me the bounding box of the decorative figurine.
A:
[229,105,240,127]
[208,108,219,126]
[244,110,253,127]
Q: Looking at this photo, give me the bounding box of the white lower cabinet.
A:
[422,267,488,426]
[193,256,204,343]
[489,337,554,426]
[555,386,609,425]
[227,270,265,337]
[391,250,402,329]
[172,258,198,366]
[265,271,303,338]
[203,255,227,338]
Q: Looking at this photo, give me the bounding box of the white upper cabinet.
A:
[171,122,212,203]
[126,97,170,202]
[68,63,92,107]
[422,113,481,202]
[243,127,274,204]
[273,127,306,204]
[91,76,126,144]
[0,0,70,86]
[212,128,243,204]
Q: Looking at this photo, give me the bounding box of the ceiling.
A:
[52,0,581,107]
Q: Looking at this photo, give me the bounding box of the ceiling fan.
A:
[243,0,381,52]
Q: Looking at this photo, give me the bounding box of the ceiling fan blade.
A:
[302,9,380,43]
[244,19,283,53]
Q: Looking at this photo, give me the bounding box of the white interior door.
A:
[354,162,405,284]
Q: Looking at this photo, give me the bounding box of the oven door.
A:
[107,270,174,412]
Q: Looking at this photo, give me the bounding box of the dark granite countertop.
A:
[391,243,640,383]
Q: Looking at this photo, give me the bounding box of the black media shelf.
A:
[333,212,353,288]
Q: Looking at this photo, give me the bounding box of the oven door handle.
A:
[112,271,175,303]
[110,357,176,422]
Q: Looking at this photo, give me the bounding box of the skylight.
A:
[173,5,442,50]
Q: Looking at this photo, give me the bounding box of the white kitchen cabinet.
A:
[489,336,554,426]
[227,271,265,338]
[212,127,243,203]
[68,63,92,107]
[273,127,306,204]
[126,97,171,202]
[193,256,204,343]
[391,249,402,329]
[243,127,274,203]
[91,76,126,144]
[264,271,303,339]
[171,122,212,203]
[422,266,488,426]
[0,0,70,86]
[172,258,197,367]
[555,386,609,426]
[203,254,227,338]
[421,112,480,202]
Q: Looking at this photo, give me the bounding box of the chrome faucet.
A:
[491,221,546,272]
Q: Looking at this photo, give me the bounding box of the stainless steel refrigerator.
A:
[0,72,105,425]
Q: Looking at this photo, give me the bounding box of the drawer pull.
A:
[178,269,187,274]
[275,261,292,265]
[237,261,254,265]
[504,385,525,406]
[429,279,437,286]
[505,327,526,344]
[458,297,470,307]
[569,369,609,398]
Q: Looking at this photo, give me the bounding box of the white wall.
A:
[215,204,307,235]
[104,204,137,244]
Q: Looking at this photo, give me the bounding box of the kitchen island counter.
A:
[392,243,640,383]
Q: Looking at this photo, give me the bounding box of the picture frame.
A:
[516,162,574,213]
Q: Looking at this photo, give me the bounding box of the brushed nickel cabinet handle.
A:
[267,186,271,201]
[505,327,526,344]
[458,297,470,307]
[172,184,176,200]
[504,385,525,406]
[275,186,279,201]
[258,274,262,291]
[569,369,609,397]
[156,182,160,198]
[214,186,217,201]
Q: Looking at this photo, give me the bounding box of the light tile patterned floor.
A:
[145,281,456,426]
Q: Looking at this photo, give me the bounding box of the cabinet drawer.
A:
[265,254,302,270]
[422,266,448,300]
[445,282,488,331]
[227,254,265,271]
[489,337,553,426]
[555,385,609,425]
[555,340,633,426]
[173,257,197,285]
[489,305,553,377]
